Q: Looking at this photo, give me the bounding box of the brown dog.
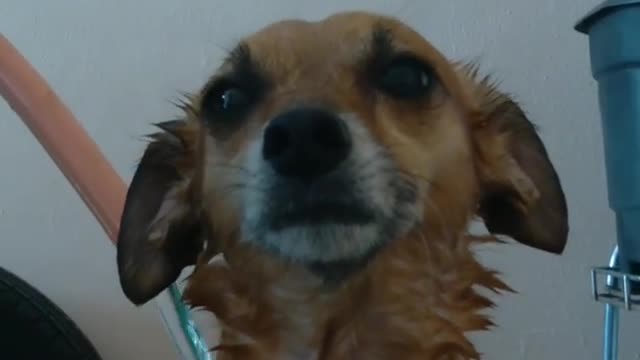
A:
[116,11,568,359]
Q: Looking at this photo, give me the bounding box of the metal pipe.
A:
[603,246,620,360]
[603,304,619,360]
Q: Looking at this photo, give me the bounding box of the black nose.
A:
[262,107,352,179]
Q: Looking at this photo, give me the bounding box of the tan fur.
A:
[118,10,568,359]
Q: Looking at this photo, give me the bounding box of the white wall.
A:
[2,0,639,359]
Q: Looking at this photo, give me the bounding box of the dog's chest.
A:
[209,237,500,359]
[278,313,319,360]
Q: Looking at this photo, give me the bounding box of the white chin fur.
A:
[261,224,380,263]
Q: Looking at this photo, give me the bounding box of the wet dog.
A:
[116,11,568,359]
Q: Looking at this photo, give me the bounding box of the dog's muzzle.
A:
[260,107,375,229]
[239,106,422,273]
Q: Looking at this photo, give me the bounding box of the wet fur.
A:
[182,65,511,359]
[116,11,568,360]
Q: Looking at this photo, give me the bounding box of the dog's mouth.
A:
[256,184,387,281]
[268,195,376,232]
[240,169,421,268]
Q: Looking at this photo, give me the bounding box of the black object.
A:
[263,107,352,179]
[0,266,103,359]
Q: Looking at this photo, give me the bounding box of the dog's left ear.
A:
[463,67,569,254]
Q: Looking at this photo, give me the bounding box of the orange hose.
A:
[0,34,125,243]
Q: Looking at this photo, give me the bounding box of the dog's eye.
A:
[378,57,434,99]
[203,84,251,114]
[219,87,250,111]
[200,80,257,123]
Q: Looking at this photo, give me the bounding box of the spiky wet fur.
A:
[154,64,520,359]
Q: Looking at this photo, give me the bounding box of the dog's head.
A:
[116,12,568,305]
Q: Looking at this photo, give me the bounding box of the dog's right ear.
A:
[117,119,203,305]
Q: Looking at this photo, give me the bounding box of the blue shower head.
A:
[576,1,640,278]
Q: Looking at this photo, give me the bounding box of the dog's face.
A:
[116,12,568,305]
[202,13,469,268]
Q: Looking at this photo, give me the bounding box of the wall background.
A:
[2,0,639,358]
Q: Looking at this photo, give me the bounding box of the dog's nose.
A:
[262,107,352,179]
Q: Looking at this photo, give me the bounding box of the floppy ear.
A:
[463,66,569,254]
[117,119,204,305]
